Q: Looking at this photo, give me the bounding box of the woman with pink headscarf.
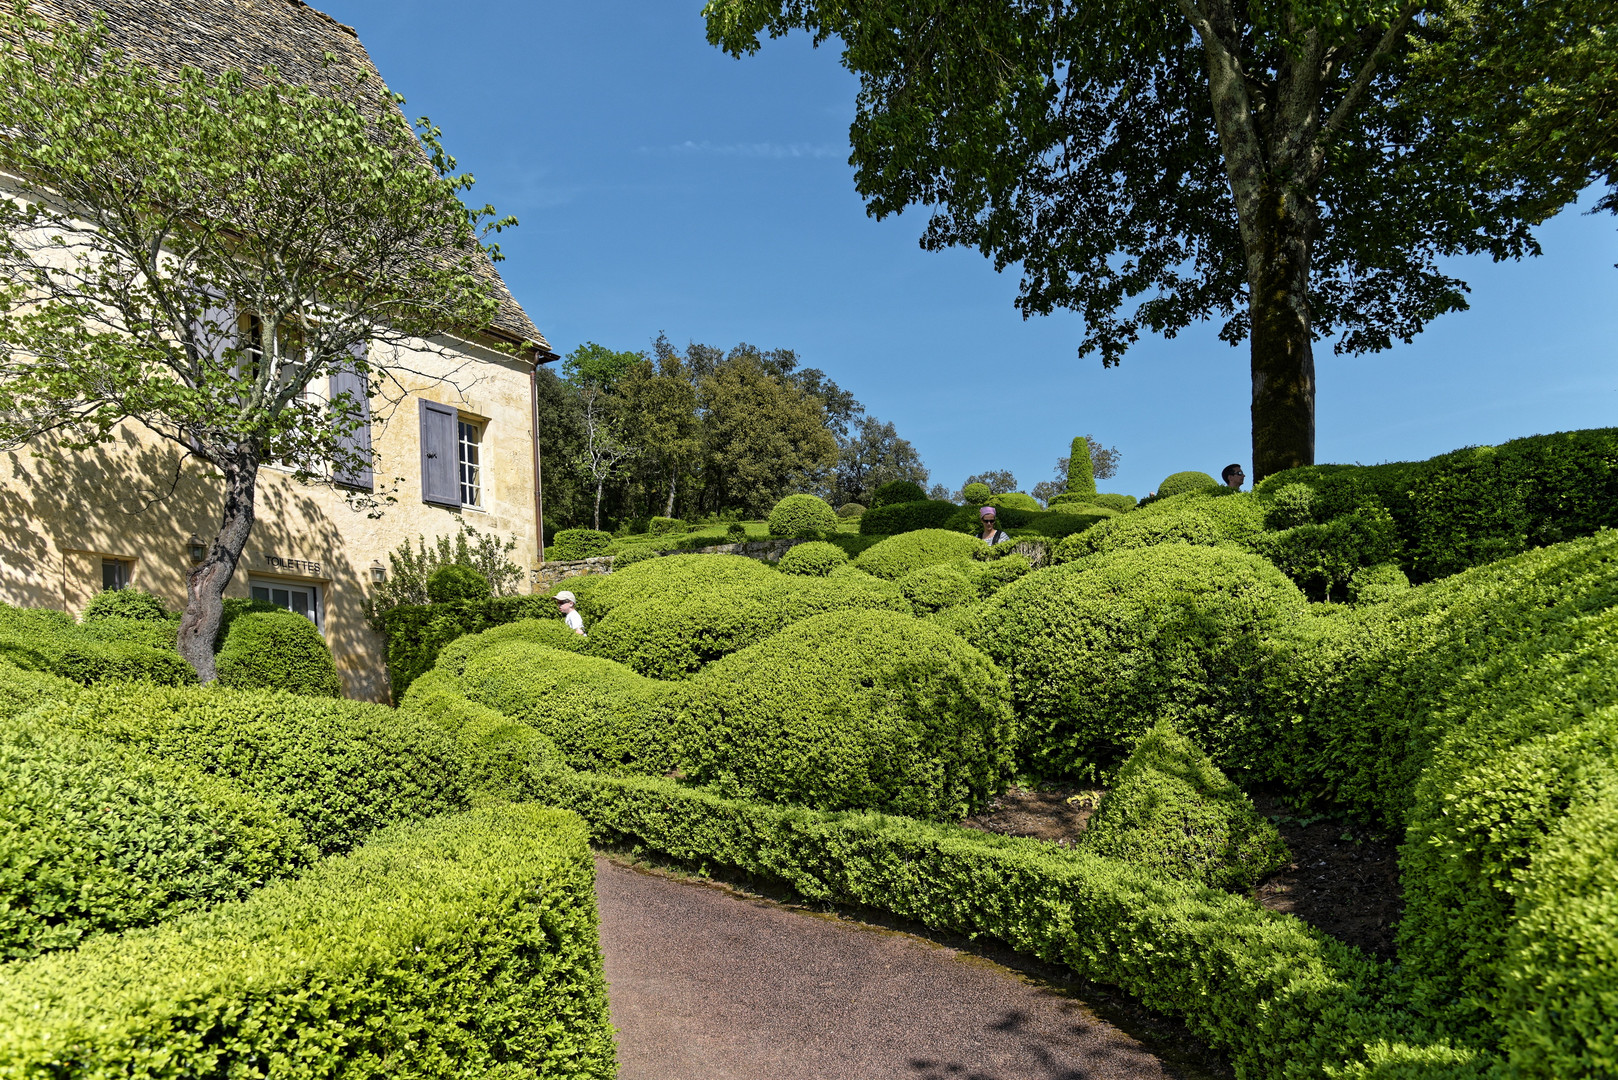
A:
[978,506,1013,546]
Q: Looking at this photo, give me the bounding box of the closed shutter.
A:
[330,341,373,490]
[419,398,459,506]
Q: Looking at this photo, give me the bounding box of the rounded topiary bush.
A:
[1157,470,1221,498]
[837,502,866,519]
[647,516,686,536]
[991,491,1043,512]
[725,522,750,543]
[426,564,491,604]
[1347,561,1410,604]
[550,529,613,561]
[870,480,927,508]
[777,540,849,576]
[767,493,838,539]
[1087,493,1137,513]
[677,609,1016,820]
[214,610,342,697]
[857,499,961,536]
[610,543,661,569]
[898,560,980,614]
[1052,490,1265,564]
[81,589,172,623]
[961,482,992,505]
[976,544,1309,781]
[853,529,989,580]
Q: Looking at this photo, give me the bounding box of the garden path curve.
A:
[595,857,1191,1080]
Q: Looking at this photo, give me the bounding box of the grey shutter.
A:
[330,341,373,490]
[188,293,237,369]
[419,398,459,506]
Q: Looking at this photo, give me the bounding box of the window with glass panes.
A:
[248,577,321,629]
[458,419,482,506]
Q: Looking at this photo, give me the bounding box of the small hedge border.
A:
[380,595,556,700]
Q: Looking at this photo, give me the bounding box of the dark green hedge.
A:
[0,603,194,687]
[81,588,172,622]
[551,528,613,560]
[215,610,342,697]
[28,685,470,854]
[853,528,988,579]
[1052,489,1266,564]
[0,804,616,1080]
[397,667,561,802]
[944,502,1116,539]
[1080,722,1286,893]
[975,544,1308,782]
[523,766,1479,1080]
[776,540,848,575]
[677,609,1016,820]
[857,498,961,535]
[0,713,310,961]
[380,594,556,700]
[870,479,927,508]
[426,563,492,603]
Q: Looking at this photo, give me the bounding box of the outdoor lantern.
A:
[186,534,207,564]
[370,560,387,584]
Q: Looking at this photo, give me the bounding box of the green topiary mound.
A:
[0,604,193,687]
[80,589,172,623]
[214,610,342,697]
[1087,493,1137,513]
[1157,470,1221,498]
[977,544,1308,781]
[854,529,989,579]
[1052,490,1265,564]
[869,479,927,508]
[777,540,849,576]
[857,499,961,536]
[989,491,1042,512]
[898,560,980,614]
[425,564,490,603]
[550,529,613,560]
[677,609,1016,820]
[837,502,866,518]
[647,516,686,536]
[1080,722,1287,893]
[1346,561,1410,604]
[767,493,838,539]
[961,482,992,505]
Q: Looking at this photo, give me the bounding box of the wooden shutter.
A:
[419,398,459,506]
[330,341,373,490]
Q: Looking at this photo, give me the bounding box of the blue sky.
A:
[319,0,1617,501]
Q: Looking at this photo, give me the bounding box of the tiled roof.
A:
[18,0,551,356]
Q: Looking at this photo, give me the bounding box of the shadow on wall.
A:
[0,429,369,692]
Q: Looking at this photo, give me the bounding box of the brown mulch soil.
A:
[961,786,1405,961]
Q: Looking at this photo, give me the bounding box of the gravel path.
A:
[594,856,1186,1080]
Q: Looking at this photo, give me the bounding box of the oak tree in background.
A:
[704,0,1610,478]
[833,415,930,506]
[0,8,513,680]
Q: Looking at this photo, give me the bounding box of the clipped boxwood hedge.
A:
[0,713,310,961]
[1157,470,1221,498]
[1052,489,1266,564]
[857,498,960,535]
[776,540,848,575]
[767,493,837,538]
[853,528,988,579]
[80,588,172,622]
[870,479,927,508]
[215,609,342,697]
[1081,722,1286,893]
[975,544,1308,782]
[397,666,561,802]
[0,804,616,1080]
[551,528,613,560]
[0,603,194,687]
[0,659,78,722]
[676,609,1016,820]
[379,594,557,700]
[28,685,470,854]
[897,560,980,614]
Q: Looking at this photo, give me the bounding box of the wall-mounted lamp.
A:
[370,560,387,584]
[186,534,207,564]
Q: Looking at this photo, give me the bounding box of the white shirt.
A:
[563,609,585,635]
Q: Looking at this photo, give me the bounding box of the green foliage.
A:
[648,515,686,535]
[29,685,470,854]
[214,610,341,698]
[961,481,992,504]
[368,524,526,627]
[870,479,927,507]
[857,498,961,535]
[0,805,616,1080]
[0,660,78,722]
[0,713,311,961]
[1259,506,1401,601]
[898,560,980,614]
[1065,436,1098,499]
[767,492,838,538]
[81,588,172,622]
[1158,471,1221,498]
[531,766,1470,1079]
[777,540,849,575]
[726,521,750,543]
[1347,561,1411,605]
[426,563,492,603]
[0,603,194,687]
[551,528,614,560]
[854,528,988,579]
[396,666,561,803]
[1085,492,1137,513]
[677,610,1016,820]
[947,500,1116,540]
[379,595,557,701]
[1052,489,1266,564]
[990,490,1043,512]
[1081,723,1287,893]
[72,615,182,653]
[837,501,866,518]
[611,542,662,568]
[583,553,909,679]
[978,544,1308,781]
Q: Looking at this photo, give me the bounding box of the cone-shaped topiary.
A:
[767,494,837,539]
[1066,436,1098,499]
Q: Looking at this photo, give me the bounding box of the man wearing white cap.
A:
[555,590,586,636]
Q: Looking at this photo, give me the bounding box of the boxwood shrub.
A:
[975,544,1308,782]
[676,609,1016,820]
[1080,722,1287,893]
[0,659,77,721]
[426,563,492,603]
[777,539,849,575]
[28,685,470,854]
[1088,492,1138,513]
[72,615,182,652]
[397,666,561,802]
[961,481,992,504]
[81,588,172,622]
[1052,489,1266,564]
[853,528,988,579]
[767,492,838,538]
[837,501,866,518]
[215,609,342,697]
[0,713,311,961]
[1158,470,1221,498]
[379,594,557,700]
[648,515,687,536]
[945,501,1116,539]
[0,603,194,686]
[0,804,616,1080]
[551,528,613,560]
[857,498,960,535]
[870,479,927,508]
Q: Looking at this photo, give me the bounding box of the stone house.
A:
[0,0,558,700]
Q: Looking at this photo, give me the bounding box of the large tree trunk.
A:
[1247,187,1317,481]
[664,466,677,518]
[176,452,259,682]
